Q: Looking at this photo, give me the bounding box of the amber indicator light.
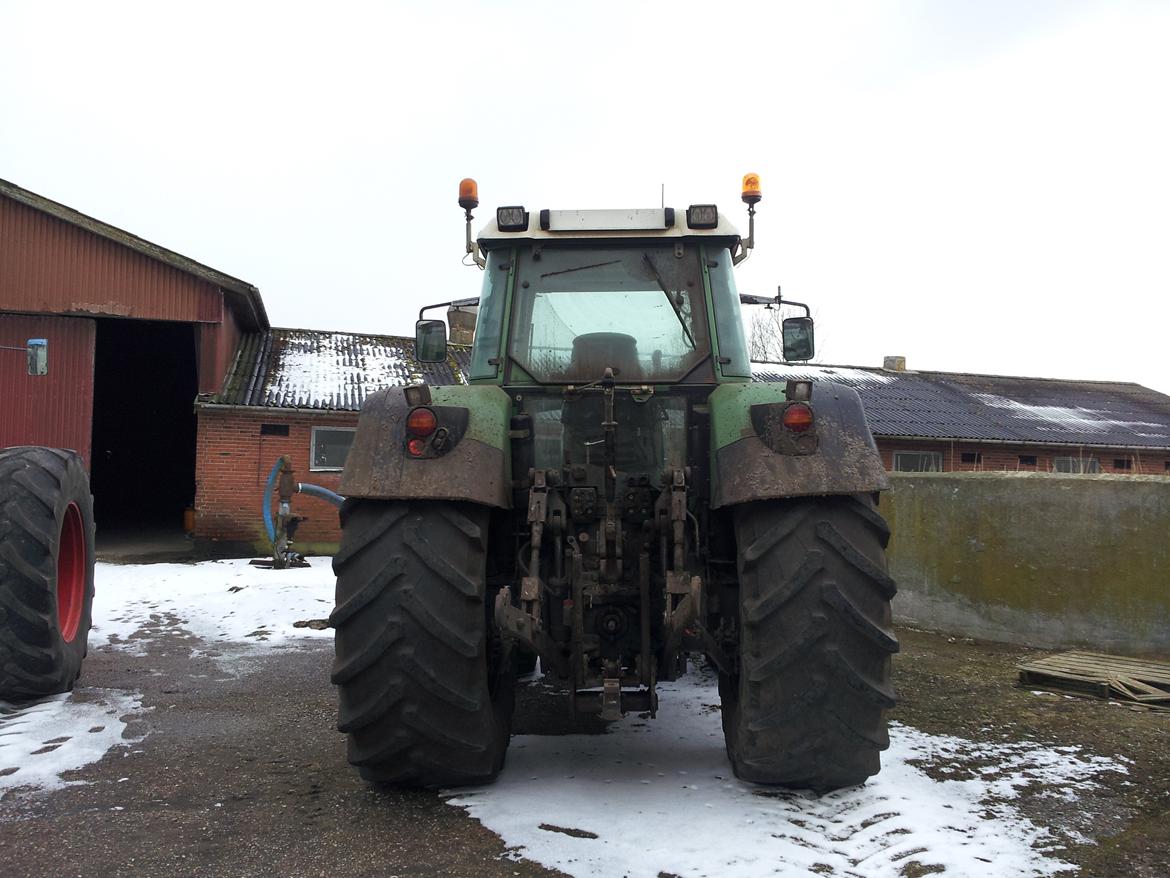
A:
[406,407,438,436]
[741,172,762,204]
[459,178,479,210]
[782,403,814,432]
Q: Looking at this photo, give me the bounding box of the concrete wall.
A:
[883,471,1170,654]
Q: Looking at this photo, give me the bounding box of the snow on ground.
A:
[2,558,335,795]
[448,671,1126,878]
[2,559,1130,874]
[0,690,146,794]
[91,557,336,654]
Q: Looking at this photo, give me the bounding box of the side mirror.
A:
[27,338,47,376]
[782,317,814,361]
[415,320,448,363]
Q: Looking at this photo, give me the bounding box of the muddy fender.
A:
[339,385,512,509]
[708,381,888,508]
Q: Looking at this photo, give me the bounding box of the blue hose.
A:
[297,483,345,508]
[262,457,282,544]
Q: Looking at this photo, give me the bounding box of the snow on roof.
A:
[752,361,1170,449]
[207,333,1170,449]
[208,328,471,410]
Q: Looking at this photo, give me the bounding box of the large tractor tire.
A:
[330,499,515,787]
[0,447,96,701]
[721,495,898,791]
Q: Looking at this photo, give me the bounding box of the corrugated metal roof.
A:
[753,363,1170,449]
[206,328,470,410]
[203,331,1170,450]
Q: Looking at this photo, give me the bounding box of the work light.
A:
[496,206,529,231]
[686,204,719,229]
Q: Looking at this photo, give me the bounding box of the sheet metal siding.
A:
[0,194,222,323]
[0,314,94,466]
[196,303,240,395]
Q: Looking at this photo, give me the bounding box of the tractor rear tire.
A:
[721,495,898,791]
[330,499,515,787]
[0,447,96,701]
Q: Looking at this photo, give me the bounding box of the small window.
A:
[1113,458,1133,471]
[1053,456,1099,474]
[1018,455,1037,466]
[960,452,981,465]
[311,427,356,471]
[893,451,943,472]
[260,423,290,436]
[1164,461,1170,471]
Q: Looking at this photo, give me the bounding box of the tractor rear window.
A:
[507,245,710,383]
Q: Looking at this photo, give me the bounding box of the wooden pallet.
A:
[1017,651,1170,710]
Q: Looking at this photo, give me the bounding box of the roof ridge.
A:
[0,177,268,331]
[268,325,471,348]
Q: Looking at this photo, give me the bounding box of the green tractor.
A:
[330,175,897,791]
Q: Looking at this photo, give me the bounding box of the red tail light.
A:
[782,403,814,433]
[406,407,438,437]
[406,437,428,456]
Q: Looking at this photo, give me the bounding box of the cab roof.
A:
[476,206,742,250]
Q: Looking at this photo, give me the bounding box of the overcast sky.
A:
[2,1,1167,391]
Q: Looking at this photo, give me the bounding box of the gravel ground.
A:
[1,622,1167,877]
[889,627,1170,877]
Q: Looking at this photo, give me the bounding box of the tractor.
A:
[330,175,897,791]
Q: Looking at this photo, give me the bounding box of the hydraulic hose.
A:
[262,457,282,544]
[297,483,345,508]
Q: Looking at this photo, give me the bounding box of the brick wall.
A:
[193,407,1170,551]
[875,438,1170,475]
[195,407,357,547]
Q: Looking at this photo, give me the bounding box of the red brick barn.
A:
[0,178,266,537]
[193,329,469,554]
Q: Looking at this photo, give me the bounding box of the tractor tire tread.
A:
[0,447,95,701]
[332,500,513,788]
[724,496,898,791]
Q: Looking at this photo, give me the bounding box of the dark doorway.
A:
[90,319,197,536]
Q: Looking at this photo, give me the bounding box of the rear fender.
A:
[708,381,888,508]
[339,385,512,509]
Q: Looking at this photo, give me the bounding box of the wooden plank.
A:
[1029,650,1170,671]
[1018,650,1170,707]
[1028,655,1170,681]
[1020,652,1170,681]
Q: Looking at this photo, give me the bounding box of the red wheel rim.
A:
[57,502,86,643]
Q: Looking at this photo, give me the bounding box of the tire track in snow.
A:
[447,671,1126,877]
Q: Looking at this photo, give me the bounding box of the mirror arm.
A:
[778,291,811,318]
[418,297,480,321]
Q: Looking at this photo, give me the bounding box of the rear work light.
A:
[782,403,814,433]
[496,206,529,231]
[406,406,438,437]
[686,204,719,229]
